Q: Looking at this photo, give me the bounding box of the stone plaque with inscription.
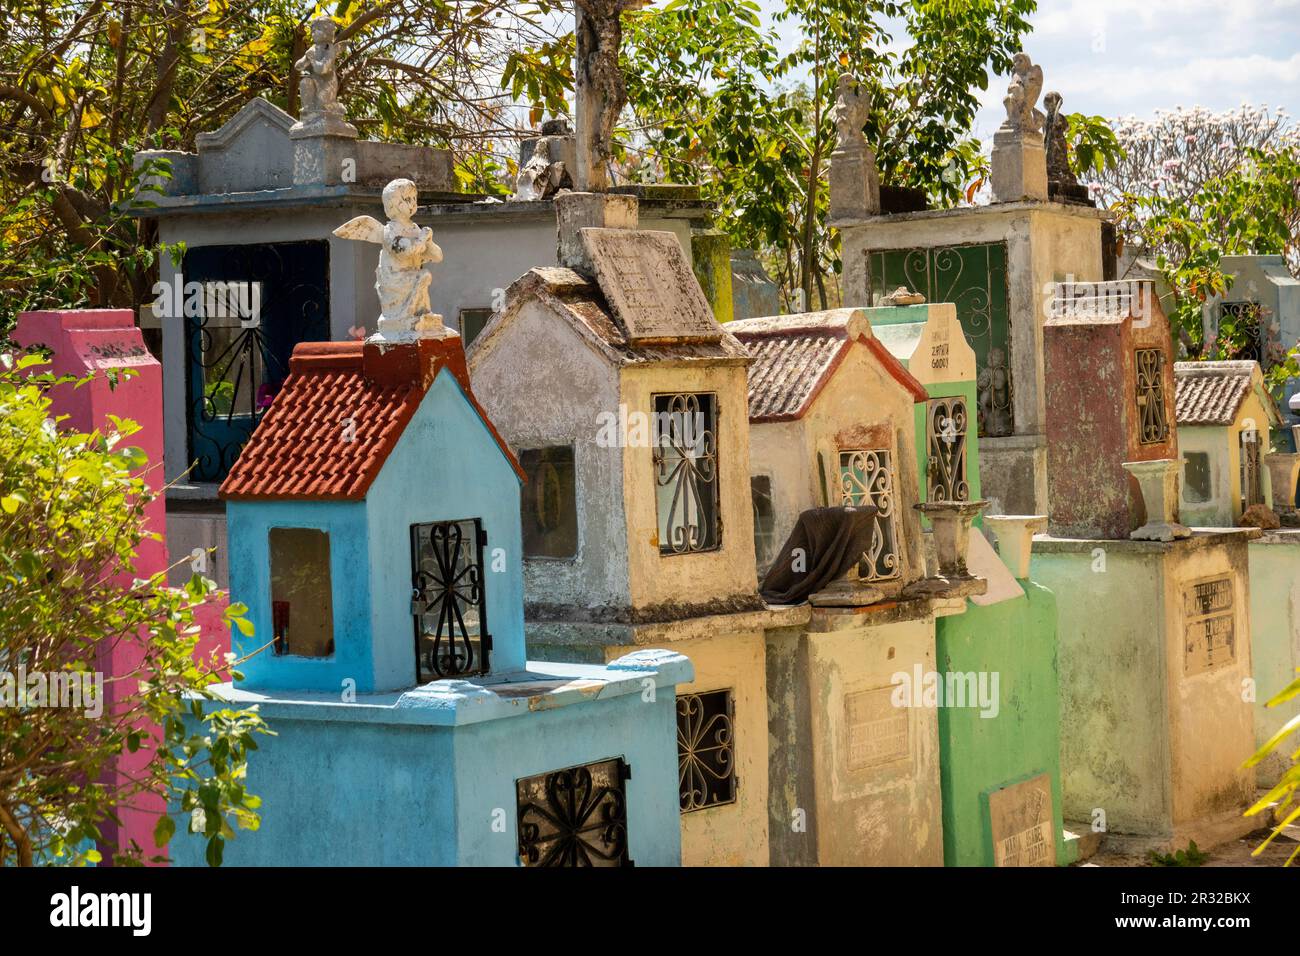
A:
[844,686,910,770]
[1182,575,1236,676]
[580,228,722,344]
[988,773,1056,867]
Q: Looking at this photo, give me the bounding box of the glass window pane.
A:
[751,475,776,571]
[521,447,578,558]
[269,528,334,657]
[1184,452,1213,504]
[411,519,488,682]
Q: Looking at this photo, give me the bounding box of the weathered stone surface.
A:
[292,16,358,139]
[989,773,1057,867]
[555,190,638,271]
[828,75,880,220]
[1125,459,1192,542]
[991,128,1048,202]
[1240,502,1281,530]
[580,227,722,343]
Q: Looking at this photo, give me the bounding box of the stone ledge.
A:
[1032,528,1261,554]
[526,603,812,647]
[830,198,1111,229]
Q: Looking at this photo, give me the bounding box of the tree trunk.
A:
[0,802,33,867]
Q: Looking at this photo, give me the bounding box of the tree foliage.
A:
[0,352,269,866]
[621,0,1035,311]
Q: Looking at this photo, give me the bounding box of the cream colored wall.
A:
[608,630,770,867]
[1161,544,1256,838]
[747,417,815,572]
[814,346,926,592]
[806,617,943,866]
[619,362,760,610]
[1231,393,1276,519]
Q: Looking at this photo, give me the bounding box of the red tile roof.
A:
[1174,360,1279,427]
[220,336,523,501]
[731,311,929,423]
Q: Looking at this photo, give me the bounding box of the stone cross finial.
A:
[574,0,649,191]
[333,179,453,343]
[1000,52,1045,135]
[293,16,358,138]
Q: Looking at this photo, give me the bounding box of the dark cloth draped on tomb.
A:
[760,506,878,604]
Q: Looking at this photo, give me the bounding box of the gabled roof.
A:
[729,309,929,423]
[194,96,294,152]
[467,266,749,370]
[1174,360,1282,427]
[220,336,523,501]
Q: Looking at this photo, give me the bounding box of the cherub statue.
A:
[333,179,451,341]
[1001,52,1044,136]
[296,17,347,122]
[832,73,870,150]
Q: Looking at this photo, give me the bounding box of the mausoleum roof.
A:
[470,265,749,368]
[1174,360,1280,427]
[731,309,929,423]
[220,336,523,501]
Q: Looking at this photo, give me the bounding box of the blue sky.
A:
[763,0,1300,140]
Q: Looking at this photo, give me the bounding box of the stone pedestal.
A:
[555,191,639,272]
[991,128,1048,203]
[1123,459,1191,541]
[292,127,359,186]
[983,514,1048,578]
[829,143,881,220]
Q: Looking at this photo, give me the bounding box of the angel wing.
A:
[332,215,384,244]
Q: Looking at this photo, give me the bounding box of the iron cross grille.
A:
[410,519,491,683]
[1134,348,1170,445]
[652,392,720,555]
[1240,430,1264,509]
[839,449,901,581]
[677,689,737,812]
[927,397,970,502]
[516,758,633,867]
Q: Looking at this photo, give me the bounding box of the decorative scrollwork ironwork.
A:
[869,243,1014,437]
[652,392,720,554]
[410,519,490,681]
[839,449,900,581]
[1135,348,1170,445]
[1240,430,1263,510]
[677,690,736,812]
[516,758,632,867]
[927,397,970,503]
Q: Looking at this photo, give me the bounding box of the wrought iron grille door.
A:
[1134,349,1170,445]
[1220,301,1268,365]
[839,449,901,581]
[652,392,720,554]
[1240,430,1263,510]
[183,241,330,482]
[410,519,491,682]
[677,689,737,812]
[926,396,969,502]
[867,243,1013,437]
[516,757,632,867]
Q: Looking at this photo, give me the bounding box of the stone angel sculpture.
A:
[1001,52,1044,136]
[333,179,451,341]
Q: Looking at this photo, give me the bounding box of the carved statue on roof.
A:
[334,179,452,341]
[832,73,870,150]
[1001,52,1044,136]
[294,17,357,136]
[574,0,649,190]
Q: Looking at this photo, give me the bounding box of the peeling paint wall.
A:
[468,298,632,611]
[1032,537,1256,846]
[1247,535,1300,785]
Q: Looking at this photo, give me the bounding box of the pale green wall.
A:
[1248,536,1300,786]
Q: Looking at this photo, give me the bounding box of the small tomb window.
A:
[516,758,632,866]
[410,519,491,682]
[652,392,720,555]
[459,307,493,346]
[839,449,901,581]
[1183,452,1213,504]
[1135,348,1170,445]
[521,446,578,559]
[1240,429,1263,509]
[751,475,777,571]
[677,689,738,812]
[268,528,334,657]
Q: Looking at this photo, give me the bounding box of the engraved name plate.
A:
[844,686,910,770]
[988,773,1056,867]
[1182,575,1236,676]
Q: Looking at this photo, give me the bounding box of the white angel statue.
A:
[333,178,451,341]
